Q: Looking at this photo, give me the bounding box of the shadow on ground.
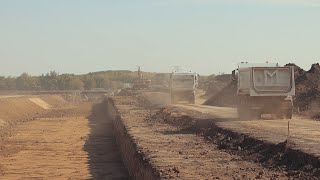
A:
[84,102,129,180]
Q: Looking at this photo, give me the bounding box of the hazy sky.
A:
[1,0,319,76]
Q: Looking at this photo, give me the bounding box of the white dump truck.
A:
[232,62,295,119]
[170,72,199,104]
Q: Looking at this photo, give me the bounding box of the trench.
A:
[84,101,129,179]
[83,98,160,180]
[104,98,160,180]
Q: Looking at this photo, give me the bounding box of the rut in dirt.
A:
[84,102,129,179]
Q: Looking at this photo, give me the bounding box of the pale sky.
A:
[0,0,319,76]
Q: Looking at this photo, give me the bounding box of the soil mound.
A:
[204,81,237,107]
[290,63,320,113]
[203,74,232,97]
[0,95,69,136]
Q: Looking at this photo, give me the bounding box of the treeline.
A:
[0,70,154,91]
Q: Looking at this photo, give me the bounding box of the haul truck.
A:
[170,72,199,104]
[232,63,295,119]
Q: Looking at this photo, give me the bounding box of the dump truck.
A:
[232,62,295,119]
[170,71,199,104]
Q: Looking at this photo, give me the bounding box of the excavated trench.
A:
[103,98,160,180]
[100,96,320,179]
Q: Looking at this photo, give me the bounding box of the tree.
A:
[5,77,16,90]
[39,71,59,90]
[0,76,7,90]
[83,75,96,90]
[69,77,84,90]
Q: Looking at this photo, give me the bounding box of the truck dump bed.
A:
[252,67,294,93]
[238,66,295,96]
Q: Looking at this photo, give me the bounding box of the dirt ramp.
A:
[0,95,68,136]
[29,98,52,109]
[39,95,67,108]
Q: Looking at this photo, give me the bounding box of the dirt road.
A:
[0,102,128,179]
[173,104,320,158]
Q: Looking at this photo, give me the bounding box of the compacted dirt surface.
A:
[0,97,128,179]
[116,92,319,179]
[113,96,295,179]
[173,104,320,158]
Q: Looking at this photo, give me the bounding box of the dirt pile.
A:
[203,74,232,97]
[204,80,237,107]
[0,97,44,125]
[289,63,320,113]
[0,95,69,137]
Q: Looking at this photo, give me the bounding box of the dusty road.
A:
[173,104,320,159]
[0,101,128,179]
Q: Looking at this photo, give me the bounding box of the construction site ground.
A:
[112,92,320,179]
[173,104,320,158]
[0,96,128,179]
[0,93,319,179]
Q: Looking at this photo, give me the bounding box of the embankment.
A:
[0,95,66,136]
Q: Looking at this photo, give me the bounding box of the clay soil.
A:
[0,100,128,179]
